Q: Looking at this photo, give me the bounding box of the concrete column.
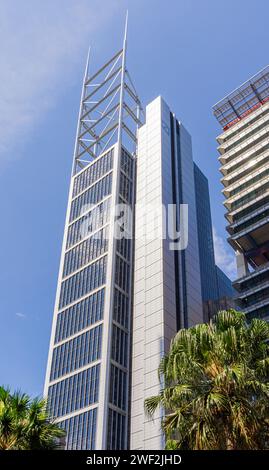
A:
[236,251,249,278]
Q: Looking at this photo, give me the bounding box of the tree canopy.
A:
[145,310,269,449]
[0,386,65,450]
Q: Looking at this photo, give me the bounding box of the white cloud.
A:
[0,0,120,165]
[15,312,26,319]
[213,227,237,280]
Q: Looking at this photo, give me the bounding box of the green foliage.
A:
[145,310,269,450]
[0,386,65,450]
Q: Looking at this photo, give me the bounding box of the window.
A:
[121,149,134,179]
[107,408,126,449]
[48,365,100,418]
[111,325,128,368]
[55,288,105,342]
[113,288,129,329]
[59,256,107,309]
[73,149,113,197]
[109,365,127,410]
[70,173,112,223]
[59,408,97,449]
[116,237,131,261]
[119,173,132,203]
[63,227,109,277]
[67,199,111,249]
[50,325,102,380]
[115,256,130,293]
[231,181,269,211]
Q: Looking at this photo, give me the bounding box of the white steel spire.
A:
[73,14,143,174]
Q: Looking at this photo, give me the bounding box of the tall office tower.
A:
[44,29,220,450]
[130,97,203,450]
[213,66,269,321]
[44,23,144,450]
[194,163,235,321]
[194,164,219,316]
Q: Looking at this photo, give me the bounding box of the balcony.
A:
[233,261,269,290]
[229,219,269,267]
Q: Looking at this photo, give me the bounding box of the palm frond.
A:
[144,309,269,450]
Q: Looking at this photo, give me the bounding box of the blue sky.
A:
[0,0,268,397]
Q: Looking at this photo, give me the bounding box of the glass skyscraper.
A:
[130,97,204,449]
[213,66,269,321]
[194,164,219,303]
[44,23,143,450]
[194,163,235,321]
[45,28,232,450]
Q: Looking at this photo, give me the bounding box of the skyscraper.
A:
[194,164,219,305]
[213,66,269,322]
[194,163,235,321]
[44,28,224,450]
[44,21,144,450]
[130,97,203,449]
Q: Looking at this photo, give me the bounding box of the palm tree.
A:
[145,310,269,450]
[0,386,65,450]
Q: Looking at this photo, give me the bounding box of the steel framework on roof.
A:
[213,65,269,129]
[72,16,143,174]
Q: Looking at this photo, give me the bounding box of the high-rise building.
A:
[194,163,235,321]
[194,164,219,306]
[130,97,203,449]
[44,23,144,450]
[213,66,269,322]
[44,29,225,450]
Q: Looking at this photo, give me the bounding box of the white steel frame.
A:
[73,14,142,174]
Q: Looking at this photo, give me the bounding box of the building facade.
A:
[130,97,203,449]
[216,266,235,299]
[44,35,228,450]
[44,27,144,450]
[203,267,235,322]
[194,164,219,313]
[194,164,235,321]
[213,66,269,321]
